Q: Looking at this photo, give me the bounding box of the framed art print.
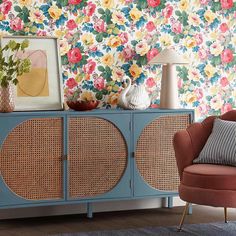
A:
[1,36,63,111]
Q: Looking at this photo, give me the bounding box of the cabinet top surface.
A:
[0,108,194,117]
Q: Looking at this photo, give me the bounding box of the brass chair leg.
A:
[177,202,189,232]
[224,207,228,223]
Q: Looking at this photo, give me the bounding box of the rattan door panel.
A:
[68,117,128,198]
[135,114,190,193]
[0,118,63,200]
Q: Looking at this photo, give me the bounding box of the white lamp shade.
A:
[149,48,189,65]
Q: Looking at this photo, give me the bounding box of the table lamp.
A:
[149,49,189,109]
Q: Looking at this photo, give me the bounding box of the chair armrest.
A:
[173,130,194,180]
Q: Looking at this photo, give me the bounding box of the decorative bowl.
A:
[66,100,99,111]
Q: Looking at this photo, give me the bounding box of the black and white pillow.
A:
[193,118,236,166]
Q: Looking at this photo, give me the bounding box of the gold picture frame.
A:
[1,36,63,111]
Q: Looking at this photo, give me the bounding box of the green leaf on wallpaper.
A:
[173,35,180,43]
[137,0,148,10]
[98,8,105,15]
[95,92,103,100]
[96,33,103,43]
[211,2,221,12]
[56,0,68,7]
[211,56,221,66]
[175,10,182,17]
[103,9,112,24]
[98,66,105,72]
[61,55,69,65]
[137,56,147,66]
[101,67,112,80]
[14,6,22,12]
[112,27,120,35]
[131,40,138,46]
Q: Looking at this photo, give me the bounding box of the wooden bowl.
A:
[66,100,99,111]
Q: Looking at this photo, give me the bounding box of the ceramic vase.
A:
[0,83,15,112]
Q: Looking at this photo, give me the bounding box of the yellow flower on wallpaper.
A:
[81,91,95,102]
[101,53,114,66]
[129,64,142,79]
[204,9,216,24]
[102,0,114,9]
[81,33,94,46]
[19,0,32,6]
[159,34,172,47]
[107,35,122,48]
[185,93,197,104]
[54,29,66,38]
[130,7,142,22]
[112,11,126,25]
[59,40,71,56]
[184,36,197,48]
[179,0,189,11]
[112,67,125,82]
[135,41,150,56]
[29,8,45,24]
[204,64,216,79]
[188,13,201,26]
[0,12,5,21]
[108,92,119,106]
[135,31,143,40]
[210,42,224,56]
[48,5,62,20]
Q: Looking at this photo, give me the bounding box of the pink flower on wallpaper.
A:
[89,45,98,52]
[198,48,208,60]
[119,32,128,44]
[221,49,234,63]
[178,78,183,89]
[200,0,209,5]
[122,45,135,61]
[94,77,105,90]
[162,4,173,18]
[94,19,106,32]
[147,48,159,62]
[171,21,182,34]
[83,2,96,16]
[220,76,229,87]
[83,59,96,74]
[67,48,82,64]
[221,103,232,114]
[66,19,77,30]
[220,0,234,9]
[146,77,156,88]
[0,1,12,14]
[68,0,82,5]
[194,88,203,99]
[220,23,229,33]
[37,30,46,36]
[146,21,156,32]
[195,34,203,45]
[10,17,23,31]
[147,0,161,7]
[66,78,78,89]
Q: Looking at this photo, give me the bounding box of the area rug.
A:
[51,221,236,236]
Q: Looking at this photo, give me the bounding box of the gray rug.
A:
[52,221,236,236]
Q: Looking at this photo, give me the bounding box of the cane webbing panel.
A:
[69,117,127,198]
[135,114,190,191]
[0,118,63,200]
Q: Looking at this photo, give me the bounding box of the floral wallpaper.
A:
[0,0,235,120]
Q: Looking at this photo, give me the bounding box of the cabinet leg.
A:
[167,197,173,208]
[87,203,93,219]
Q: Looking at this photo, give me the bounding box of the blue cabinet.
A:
[0,109,193,217]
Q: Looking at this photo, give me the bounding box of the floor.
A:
[0,205,236,236]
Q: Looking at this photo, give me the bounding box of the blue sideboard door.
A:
[66,113,131,201]
[132,110,192,197]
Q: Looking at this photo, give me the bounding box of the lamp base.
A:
[159,64,179,109]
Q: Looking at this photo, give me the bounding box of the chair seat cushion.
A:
[182,164,236,190]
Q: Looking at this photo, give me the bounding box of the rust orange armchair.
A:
[173,110,236,231]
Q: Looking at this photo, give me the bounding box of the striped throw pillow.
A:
[193,119,236,166]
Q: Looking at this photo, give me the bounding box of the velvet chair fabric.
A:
[173,110,236,208]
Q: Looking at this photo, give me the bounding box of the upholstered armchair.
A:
[173,110,236,231]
